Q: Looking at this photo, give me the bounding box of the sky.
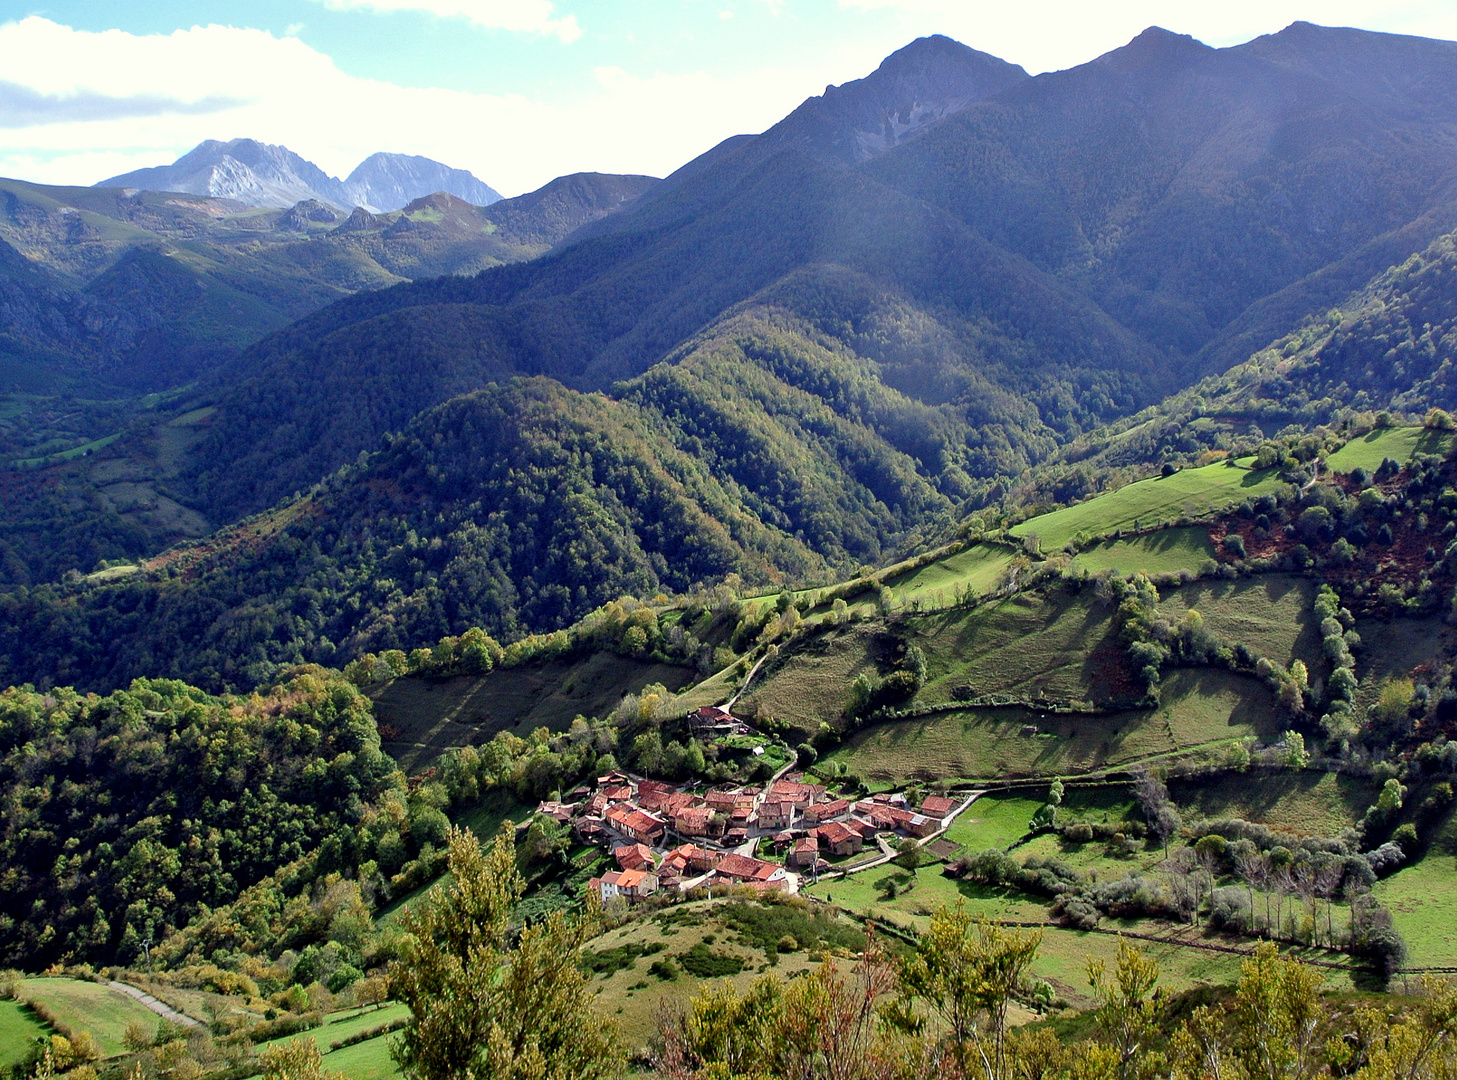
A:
[2,1,1457,197]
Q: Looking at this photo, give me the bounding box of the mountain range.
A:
[8,23,1457,693]
[96,138,503,212]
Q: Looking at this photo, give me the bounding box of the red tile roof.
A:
[715,853,781,881]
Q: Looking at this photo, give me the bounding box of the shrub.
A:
[1208,887,1252,932]
[1391,822,1420,854]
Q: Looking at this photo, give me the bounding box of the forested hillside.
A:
[176,23,1457,533]
[0,667,401,967]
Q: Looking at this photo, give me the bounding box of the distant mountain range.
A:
[95,138,503,212]
[0,171,655,395]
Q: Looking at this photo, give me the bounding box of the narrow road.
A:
[106,982,203,1029]
[726,651,771,709]
[812,790,985,883]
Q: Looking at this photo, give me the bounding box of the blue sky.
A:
[2,1,1456,196]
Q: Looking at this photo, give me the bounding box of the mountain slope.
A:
[864,23,1457,363]
[0,169,654,394]
[181,146,1158,521]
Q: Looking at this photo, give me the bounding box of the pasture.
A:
[1169,770,1375,837]
[912,591,1128,707]
[1375,803,1457,968]
[1326,426,1452,474]
[885,543,1017,608]
[825,668,1282,783]
[0,1000,48,1071]
[1011,460,1282,551]
[737,623,880,734]
[17,979,160,1058]
[1156,575,1319,671]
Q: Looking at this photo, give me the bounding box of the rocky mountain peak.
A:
[97,140,500,213]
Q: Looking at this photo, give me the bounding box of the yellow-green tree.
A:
[390,825,619,1080]
[891,901,1042,1079]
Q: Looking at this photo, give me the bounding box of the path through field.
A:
[105,983,202,1029]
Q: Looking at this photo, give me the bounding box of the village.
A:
[536,706,972,904]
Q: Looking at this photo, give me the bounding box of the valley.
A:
[7,16,1457,1080]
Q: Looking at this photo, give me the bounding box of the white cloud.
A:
[834,0,1457,73]
[310,0,581,42]
[0,17,861,196]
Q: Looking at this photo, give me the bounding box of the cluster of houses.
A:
[543,710,962,905]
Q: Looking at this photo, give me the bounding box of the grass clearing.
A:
[1157,575,1318,671]
[827,668,1281,782]
[1071,527,1215,577]
[0,999,48,1070]
[1170,770,1375,837]
[374,653,695,771]
[1326,426,1453,474]
[583,900,837,1050]
[1011,460,1283,550]
[739,624,879,734]
[18,979,161,1058]
[913,591,1129,707]
[887,544,1017,608]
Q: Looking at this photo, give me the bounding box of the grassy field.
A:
[1157,575,1319,671]
[803,862,1268,1007]
[373,653,695,771]
[318,1034,401,1080]
[18,979,161,1058]
[912,591,1129,707]
[1326,426,1452,474]
[581,899,845,1051]
[250,1003,409,1080]
[827,668,1280,782]
[1011,460,1283,551]
[738,623,879,733]
[1170,770,1376,837]
[0,1000,48,1070]
[1351,616,1450,716]
[886,544,1017,608]
[1071,527,1215,577]
[947,794,1045,850]
[261,1003,409,1056]
[1375,804,1457,968]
